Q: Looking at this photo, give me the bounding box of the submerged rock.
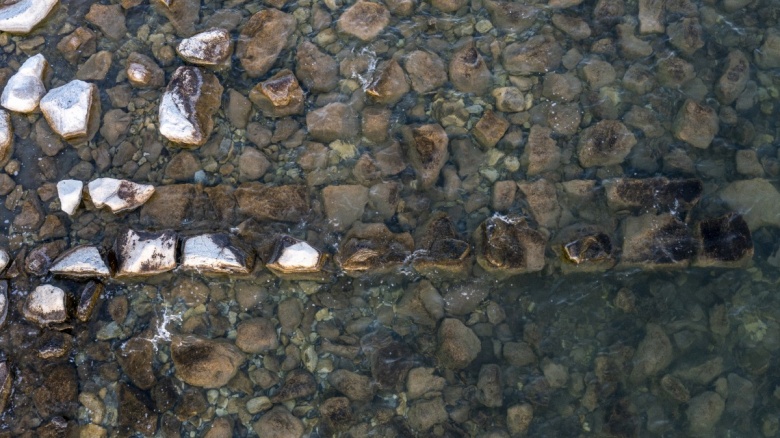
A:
[76,281,103,323]
[88,178,155,213]
[0,281,7,330]
[151,0,199,36]
[249,69,304,118]
[159,66,223,146]
[673,99,718,149]
[404,124,449,190]
[171,335,245,388]
[0,0,57,34]
[0,360,10,413]
[412,213,472,278]
[620,213,694,269]
[449,44,492,95]
[437,318,480,369]
[176,28,233,67]
[323,185,369,231]
[237,9,295,77]
[181,234,253,274]
[56,179,82,215]
[484,0,536,33]
[306,102,359,143]
[295,41,339,93]
[337,1,390,41]
[266,235,326,280]
[604,177,703,216]
[473,110,509,149]
[1,54,48,113]
[577,120,637,167]
[694,213,753,268]
[0,250,7,274]
[234,183,309,222]
[40,80,100,143]
[404,50,447,94]
[715,50,749,105]
[366,60,410,105]
[23,285,68,327]
[126,52,165,88]
[49,246,110,278]
[115,229,177,277]
[474,215,547,276]
[553,225,616,273]
[503,36,562,75]
[337,222,414,276]
[253,406,304,438]
[719,179,780,230]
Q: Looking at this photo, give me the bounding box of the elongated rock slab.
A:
[159,66,223,146]
[57,180,83,215]
[115,229,177,277]
[1,54,48,113]
[23,285,67,327]
[40,80,100,143]
[181,234,252,274]
[49,246,110,278]
[0,0,57,34]
[88,178,154,213]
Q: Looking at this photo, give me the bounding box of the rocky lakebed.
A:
[0,0,779,436]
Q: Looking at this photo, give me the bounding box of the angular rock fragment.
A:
[295,41,339,93]
[57,26,96,64]
[40,80,100,143]
[0,281,7,329]
[577,120,637,167]
[306,102,359,143]
[673,99,718,149]
[76,281,103,322]
[237,9,295,77]
[412,213,471,278]
[253,407,304,438]
[249,69,304,117]
[85,4,127,41]
[367,60,410,105]
[0,250,7,274]
[667,17,704,56]
[619,213,694,269]
[449,44,492,95]
[0,0,57,34]
[159,66,223,146]
[176,28,233,67]
[49,246,110,278]
[337,222,414,276]
[503,36,562,75]
[523,125,560,176]
[715,50,749,105]
[756,30,780,69]
[553,225,616,273]
[404,50,447,94]
[323,185,369,231]
[518,179,561,229]
[56,180,82,215]
[474,215,547,276]
[638,0,664,34]
[88,178,155,213]
[604,177,703,216]
[76,51,112,81]
[404,124,449,190]
[694,213,753,268]
[181,234,253,275]
[115,229,177,277]
[337,1,390,41]
[473,110,509,149]
[266,235,326,280]
[126,53,165,88]
[1,54,48,113]
[23,285,68,327]
[171,335,245,388]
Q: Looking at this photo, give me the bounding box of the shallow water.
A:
[0,0,779,436]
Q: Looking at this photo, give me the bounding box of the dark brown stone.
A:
[234,183,309,222]
[237,9,296,77]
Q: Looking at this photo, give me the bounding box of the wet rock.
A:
[337,1,390,41]
[23,284,67,327]
[126,52,165,88]
[507,404,534,435]
[582,59,616,89]
[408,397,448,431]
[295,41,338,93]
[0,281,7,329]
[755,30,780,69]
[40,79,99,143]
[88,178,154,213]
[657,55,694,88]
[449,44,492,95]
[182,234,252,275]
[49,245,109,278]
[337,222,414,276]
[235,183,309,222]
[631,323,673,382]
[323,185,369,231]
[552,14,591,40]
[165,150,199,181]
[437,318,480,369]
[404,50,447,94]
[253,406,304,438]
[0,250,7,274]
[159,66,223,146]
[673,99,718,149]
[319,397,353,434]
[33,364,77,417]
[485,0,536,32]
[235,317,278,353]
[76,281,102,322]
[603,177,703,214]
[431,0,466,12]
[238,147,270,181]
[272,369,316,402]
[542,72,582,102]
[667,17,704,56]
[406,367,445,401]
[25,241,65,276]
[1,54,47,113]
[117,383,157,437]
[412,213,471,277]
[151,0,199,36]
[715,50,749,105]
[172,335,245,388]
[718,179,780,230]
[266,235,326,280]
[57,26,96,64]
[176,28,233,67]
[518,179,560,229]
[554,225,616,273]
[0,0,57,34]
[249,69,304,118]
[0,110,11,166]
[620,213,694,268]
[14,197,44,230]
[492,87,526,112]
[328,369,375,401]
[477,364,503,407]
[492,180,516,212]
[85,4,126,40]
[474,215,547,276]
[139,184,196,228]
[76,51,112,81]
[306,102,358,143]
[661,374,690,402]
[726,373,754,413]
[396,280,445,327]
[687,391,724,436]
[638,0,664,34]
[523,125,560,176]
[0,360,10,413]
[366,60,410,105]
[403,123,449,189]
[624,105,663,138]
[694,213,753,268]
[115,229,177,277]
[503,36,563,75]
[226,89,251,129]
[577,120,637,168]
[473,110,509,149]
[237,9,295,77]
[100,109,131,147]
[204,417,232,438]
[117,336,156,390]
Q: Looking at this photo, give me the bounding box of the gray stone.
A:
[631,323,673,382]
[306,102,358,143]
[322,185,369,231]
[404,124,449,189]
[718,179,780,230]
[577,120,637,167]
[503,36,562,75]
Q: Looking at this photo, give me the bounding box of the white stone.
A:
[115,229,177,277]
[276,241,321,270]
[87,178,155,213]
[23,284,67,326]
[158,66,221,146]
[40,80,96,140]
[50,246,110,278]
[0,0,58,34]
[0,110,11,160]
[0,281,7,329]
[182,234,251,274]
[176,28,232,66]
[0,54,48,113]
[0,250,8,273]
[57,179,83,215]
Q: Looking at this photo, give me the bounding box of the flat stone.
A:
[295,41,339,93]
[23,284,67,327]
[1,54,48,113]
[577,120,637,167]
[449,44,492,95]
[151,0,199,36]
[603,177,703,215]
[40,80,99,143]
[236,9,295,77]
[323,185,369,231]
[88,178,155,213]
[115,229,177,277]
[404,50,447,94]
[76,281,102,322]
[159,66,223,146]
[85,4,127,40]
[553,225,616,273]
[620,213,694,269]
[171,335,245,388]
[249,69,304,118]
[337,1,390,41]
[0,361,10,413]
[235,317,278,353]
[176,28,233,67]
[306,102,359,143]
[485,0,536,32]
[0,0,57,34]
[181,234,252,274]
[474,215,547,276]
[503,35,562,75]
[76,51,112,81]
[266,235,325,279]
[56,179,82,215]
[412,213,471,278]
[253,406,304,438]
[49,245,110,278]
[234,183,309,222]
[694,213,753,268]
[673,99,718,149]
[473,110,509,149]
